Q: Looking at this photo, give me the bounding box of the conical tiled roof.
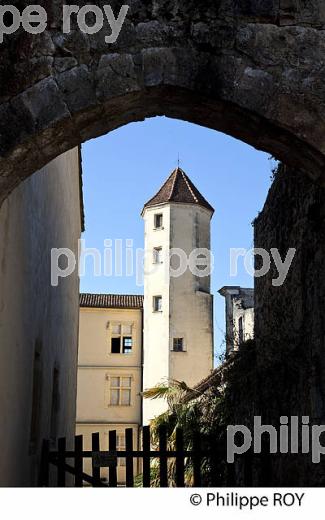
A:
[143,167,214,213]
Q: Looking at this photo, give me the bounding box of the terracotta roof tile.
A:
[80,293,143,309]
[143,167,214,213]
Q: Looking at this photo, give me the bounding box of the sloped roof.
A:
[80,293,144,309]
[143,167,214,213]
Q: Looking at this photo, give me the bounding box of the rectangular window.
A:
[123,336,133,354]
[154,213,163,229]
[111,323,134,354]
[173,338,185,352]
[153,296,162,312]
[109,376,132,406]
[153,247,163,264]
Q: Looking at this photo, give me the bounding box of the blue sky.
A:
[80,116,275,361]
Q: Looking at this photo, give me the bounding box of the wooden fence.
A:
[39,425,217,487]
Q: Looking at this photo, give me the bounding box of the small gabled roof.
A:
[80,293,144,310]
[142,167,214,214]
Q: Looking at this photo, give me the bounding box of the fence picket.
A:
[142,426,151,488]
[75,435,83,487]
[39,439,50,486]
[109,430,117,487]
[175,428,185,487]
[92,433,101,487]
[57,438,66,487]
[125,428,134,487]
[159,425,168,487]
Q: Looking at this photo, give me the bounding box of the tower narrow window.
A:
[153,247,163,263]
[173,338,185,352]
[153,296,162,312]
[154,213,163,229]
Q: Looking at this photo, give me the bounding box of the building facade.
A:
[76,294,143,484]
[0,148,83,486]
[219,286,254,356]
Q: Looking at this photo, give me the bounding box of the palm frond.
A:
[142,384,171,400]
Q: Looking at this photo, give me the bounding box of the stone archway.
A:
[0,0,325,204]
[1,0,325,488]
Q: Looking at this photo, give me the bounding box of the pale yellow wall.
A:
[76,367,142,423]
[142,203,214,424]
[0,148,82,486]
[78,308,142,367]
[76,307,143,483]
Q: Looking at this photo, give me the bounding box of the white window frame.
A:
[109,322,134,355]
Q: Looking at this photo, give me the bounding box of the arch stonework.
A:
[0,1,325,203]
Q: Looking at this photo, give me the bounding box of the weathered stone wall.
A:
[216,166,325,486]
[252,164,325,485]
[0,1,325,201]
[0,148,82,486]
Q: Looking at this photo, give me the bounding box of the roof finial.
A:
[177,153,180,169]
